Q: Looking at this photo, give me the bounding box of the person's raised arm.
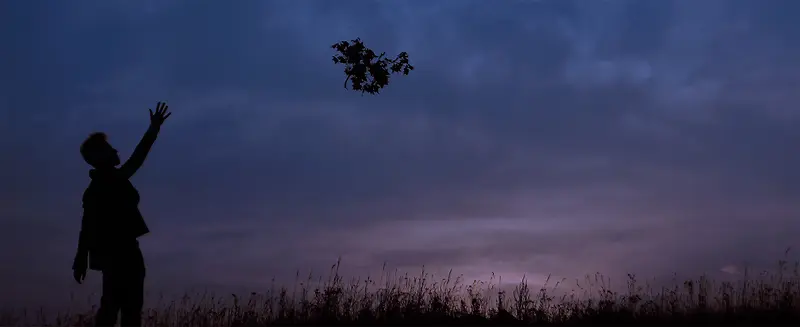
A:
[119,102,172,179]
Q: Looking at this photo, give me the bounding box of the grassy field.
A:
[4,259,800,326]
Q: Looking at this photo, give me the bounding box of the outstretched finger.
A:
[149,109,154,118]
[163,112,172,120]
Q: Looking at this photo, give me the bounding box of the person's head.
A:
[80,132,120,169]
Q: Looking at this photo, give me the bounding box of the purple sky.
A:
[4,0,800,309]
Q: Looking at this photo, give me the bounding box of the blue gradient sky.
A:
[4,0,800,308]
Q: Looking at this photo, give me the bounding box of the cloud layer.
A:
[3,0,800,309]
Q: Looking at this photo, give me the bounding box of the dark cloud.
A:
[3,0,800,310]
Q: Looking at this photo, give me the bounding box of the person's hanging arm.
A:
[72,200,95,284]
[119,102,172,179]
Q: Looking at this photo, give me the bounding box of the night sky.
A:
[4,0,800,309]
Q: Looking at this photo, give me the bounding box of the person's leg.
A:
[95,270,121,326]
[119,245,146,327]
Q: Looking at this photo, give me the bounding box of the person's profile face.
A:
[97,143,120,167]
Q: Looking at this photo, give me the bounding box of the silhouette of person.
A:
[72,102,172,327]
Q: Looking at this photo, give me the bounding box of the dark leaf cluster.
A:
[331,38,414,95]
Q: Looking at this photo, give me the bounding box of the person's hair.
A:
[80,132,109,167]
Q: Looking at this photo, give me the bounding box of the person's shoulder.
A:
[83,169,115,197]
[82,185,95,205]
[83,180,99,197]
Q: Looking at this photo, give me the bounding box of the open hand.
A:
[149,102,172,127]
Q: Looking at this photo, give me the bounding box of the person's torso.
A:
[84,169,150,242]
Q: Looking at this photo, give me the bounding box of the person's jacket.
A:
[80,169,150,271]
[74,125,159,271]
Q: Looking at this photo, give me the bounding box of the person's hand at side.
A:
[72,253,87,284]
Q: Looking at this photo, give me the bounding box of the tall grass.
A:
[5,258,800,326]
